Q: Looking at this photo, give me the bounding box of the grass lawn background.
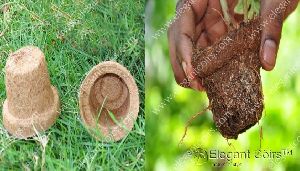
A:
[0,0,144,170]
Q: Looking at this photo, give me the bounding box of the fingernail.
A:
[182,61,187,75]
[262,39,277,69]
[190,80,200,91]
[197,82,205,91]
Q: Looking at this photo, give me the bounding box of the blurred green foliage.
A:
[146,0,300,170]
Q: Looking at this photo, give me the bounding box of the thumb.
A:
[259,0,285,71]
[259,0,299,70]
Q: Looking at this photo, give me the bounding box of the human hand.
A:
[168,0,299,91]
[168,0,241,91]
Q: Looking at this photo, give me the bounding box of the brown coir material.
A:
[79,61,139,142]
[3,46,60,138]
[192,18,264,139]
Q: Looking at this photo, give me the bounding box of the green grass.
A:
[0,0,144,170]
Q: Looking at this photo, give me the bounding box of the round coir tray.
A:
[79,61,139,141]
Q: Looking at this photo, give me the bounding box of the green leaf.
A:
[234,0,260,19]
[234,0,244,14]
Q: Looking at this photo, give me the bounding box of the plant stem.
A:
[243,0,248,22]
[220,0,231,26]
